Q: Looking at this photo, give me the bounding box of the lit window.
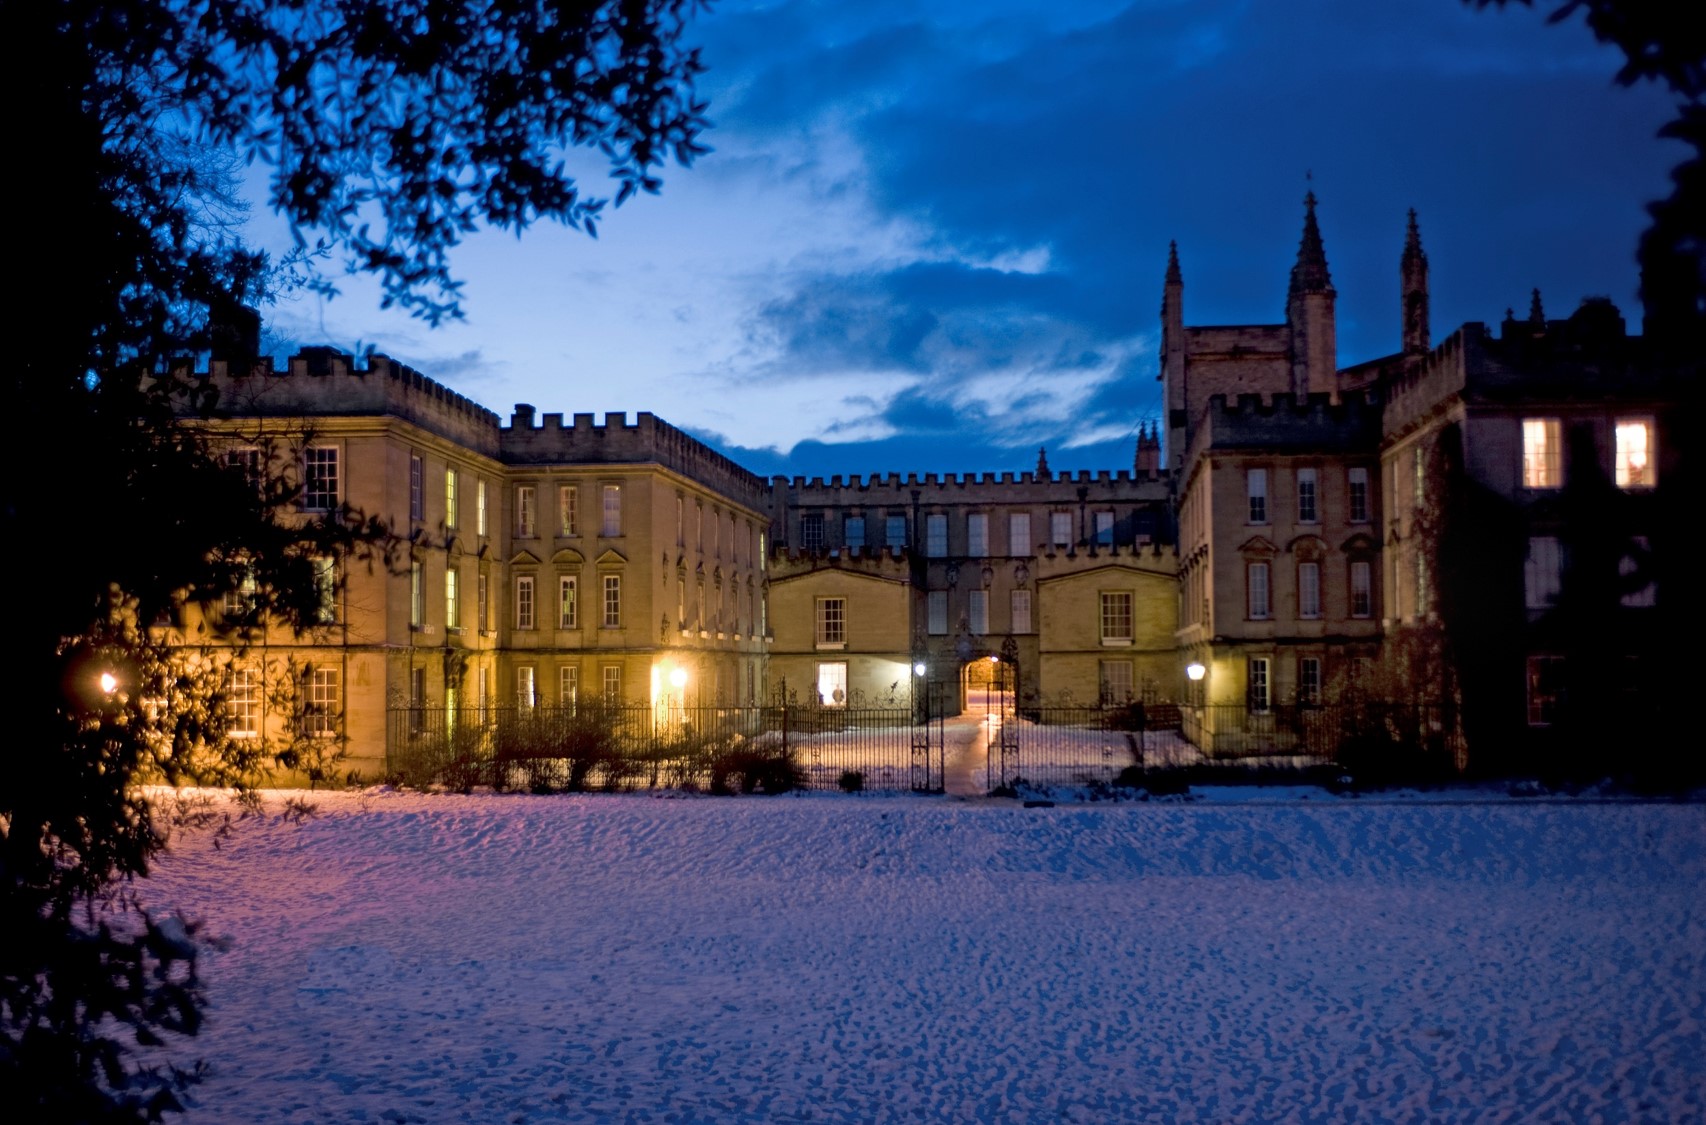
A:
[1614,417,1655,488]
[602,574,621,628]
[845,516,865,549]
[602,665,621,701]
[560,665,578,709]
[1100,591,1134,644]
[1522,418,1562,489]
[306,666,339,737]
[1526,655,1564,725]
[476,479,487,536]
[1247,469,1268,525]
[1298,561,1320,619]
[445,567,459,630]
[1348,467,1369,523]
[816,597,846,647]
[675,495,685,547]
[517,666,536,709]
[445,469,458,528]
[968,513,988,557]
[1350,560,1372,618]
[559,575,577,628]
[1009,513,1031,557]
[968,590,989,635]
[312,556,336,625]
[560,485,579,536]
[1248,562,1271,620]
[477,571,489,632]
[1010,589,1032,633]
[1099,660,1133,705]
[801,513,825,551]
[1524,537,1562,610]
[1248,657,1271,712]
[302,446,339,511]
[1050,511,1072,547]
[515,574,535,630]
[1297,468,1317,524]
[410,667,427,729]
[1298,657,1321,705]
[1094,510,1114,547]
[410,561,424,628]
[1413,446,1426,507]
[885,514,907,548]
[816,662,848,707]
[516,485,537,538]
[409,454,424,521]
[927,590,948,635]
[601,484,621,536]
[228,667,260,736]
[926,514,948,557]
[221,562,258,620]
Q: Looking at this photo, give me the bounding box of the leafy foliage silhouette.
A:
[0,0,709,1117]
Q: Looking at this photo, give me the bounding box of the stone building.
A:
[166,194,1682,779]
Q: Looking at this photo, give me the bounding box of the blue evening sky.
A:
[250,0,1682,479]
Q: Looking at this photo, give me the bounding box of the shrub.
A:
[709,745,804,795]
[837,769,865,793]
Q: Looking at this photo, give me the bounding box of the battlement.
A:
[1185,389,1382,469]
[772,467,1170,497]
[501,408,768,511]
[182,349,503,455]
[767,544,915,580]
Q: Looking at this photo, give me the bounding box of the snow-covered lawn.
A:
[141,790,1705,1123]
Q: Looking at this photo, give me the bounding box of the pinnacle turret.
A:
[1165,240,1182,286]
[1036,447,1050,478]
[1289,191,1334,295]
[1401,208,1430,355]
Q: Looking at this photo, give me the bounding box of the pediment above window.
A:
[551,548,586,565]
[596,548,627,566]
[509,549,541,566]
[1288,534,1329,561]
[1341,532,1380,555]
[1237,535,1281,558]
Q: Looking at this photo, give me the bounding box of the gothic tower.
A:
[1285,192,1337,397]
[1401,209,1430,356]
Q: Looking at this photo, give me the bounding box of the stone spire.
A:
[1529,288,1545,327]
[1035,447,1051,478]
[1285,191,1337,397]
[1401,208,1430,356]
[1289,191,1334,296]
[1160,241,1186,472]
[1165,240,1182,286]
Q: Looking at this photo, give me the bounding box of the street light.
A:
[1186,662,1206,681]
[912,661,927,677]
[99,672,119,695]
[669,667,688,690]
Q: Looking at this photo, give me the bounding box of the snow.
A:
[138,788,1706,1123]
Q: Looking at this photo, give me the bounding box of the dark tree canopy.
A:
[0,1,709,1118]
[1470,0,1706,334]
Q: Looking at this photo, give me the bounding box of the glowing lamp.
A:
[669,668,688,689]
[99,672,118,695]
[912,662,927,677]
[1186,662,1206,682]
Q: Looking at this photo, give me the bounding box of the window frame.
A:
[1296,468,1318,524]
[560,484,579,536]
[1247,468,1268,525]
[926,513,948,557]
[409,453,424,521]
[559,574,578,629]
[1099,590,1134,645]
[815,596,847,649]
[602,574,621,628]
[515,574,536,630]
[302,445,340,512]
[1009,512,1032,557]
[1614,416,1656,489]
[1522,418,1562,490]
[1248,657,1271,712]
[1298,561,1321,620]
[601,483,622,537]
[967,513,988,557]
[1010,588,1032,634]
[516,484,537,538]
[1347,467,1369,524]
[1247,561,1271,620]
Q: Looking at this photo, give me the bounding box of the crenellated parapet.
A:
[1185,389,1383,472]
[183,348,503,456]
[772,466,1170,500]
[1031,541,1176,581]
[767,544,915,582]
[501,408,769,511]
